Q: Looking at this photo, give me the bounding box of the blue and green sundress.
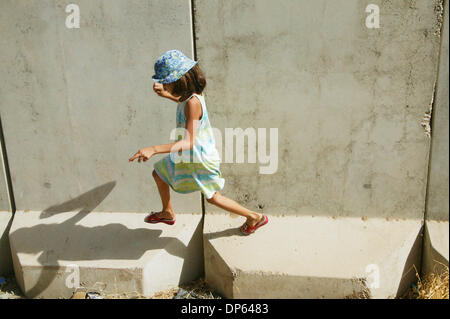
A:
[153,93,225,199]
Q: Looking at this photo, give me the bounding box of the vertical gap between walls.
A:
[0,115,16,214]
[420,0,447,276]
[190,0,205,219]
[191,1,206,278]
[190,0,198,63]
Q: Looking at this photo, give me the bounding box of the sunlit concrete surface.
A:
[9,210,203,298]
[204,213,423,299]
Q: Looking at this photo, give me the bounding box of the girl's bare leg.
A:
[205,191,263,227]
[152,169,175,219]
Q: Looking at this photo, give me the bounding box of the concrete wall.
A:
[196,0,442,219]
[427,0,449,222]
[1,0,444,219]
[0,0,200,213]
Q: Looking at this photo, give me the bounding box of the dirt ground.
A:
[0,274,23,299]
[0,274,223,299]
[1,268,448,299]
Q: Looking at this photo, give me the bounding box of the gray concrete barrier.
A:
[1,0,203,297]
[196,0,441,219]
[0,0,200,213]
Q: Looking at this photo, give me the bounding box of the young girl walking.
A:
[129,49,268,235]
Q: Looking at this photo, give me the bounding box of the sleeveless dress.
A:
[153,93,225,199]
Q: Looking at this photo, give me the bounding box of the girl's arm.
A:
[152,97,202,154]
[129,97,202,162]
[129,99,202,163]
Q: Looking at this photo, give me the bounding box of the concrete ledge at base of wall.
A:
[422,220,449,278]
[0,211,14,275]
[9,210,204,299]
[203,214,424,299]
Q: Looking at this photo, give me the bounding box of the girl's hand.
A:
[129,147,155,163]
[153,83,171,99]
[153,82,181,102]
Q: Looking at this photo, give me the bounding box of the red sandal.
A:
[144,211,176,225]
[240,215,269,235]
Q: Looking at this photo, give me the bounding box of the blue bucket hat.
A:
[152,49,198,84]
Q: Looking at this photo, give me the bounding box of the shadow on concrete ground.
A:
[9,181,201,298]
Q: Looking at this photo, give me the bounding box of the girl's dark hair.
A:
[170,63,206,102]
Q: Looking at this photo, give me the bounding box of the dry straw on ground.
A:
[402,262,449,299]
[3,269,449,299]
[147,277,222,299]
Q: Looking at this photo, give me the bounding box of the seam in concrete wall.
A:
[191,0,205,220]
[0,115,16,213]
[190,0,198,62]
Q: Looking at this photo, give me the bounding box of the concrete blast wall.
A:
[0,0,200,213]
[196,0,442,219]
[0,0,445,218]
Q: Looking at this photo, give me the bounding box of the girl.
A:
[129,49,268,235]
